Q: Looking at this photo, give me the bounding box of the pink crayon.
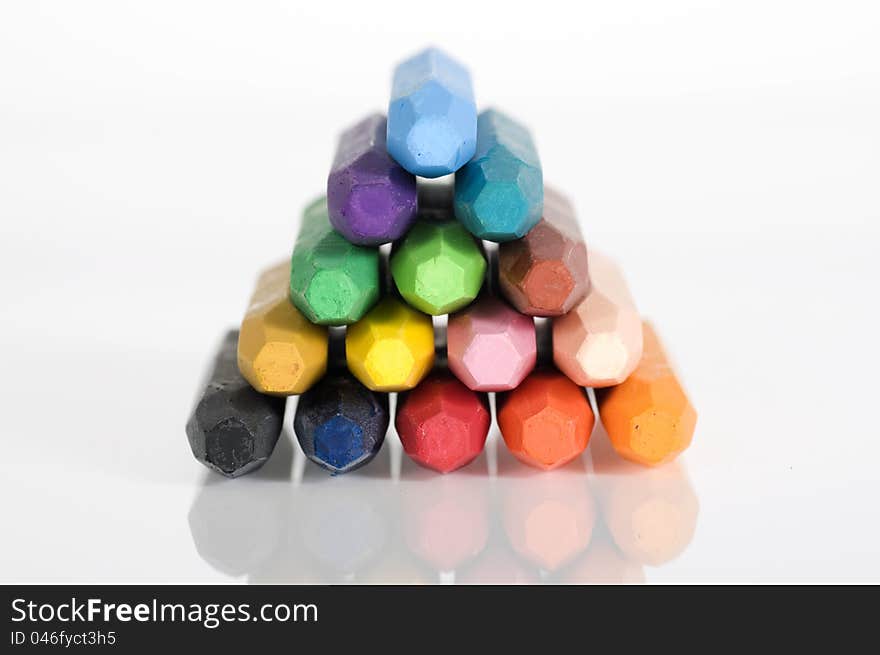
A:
[447,292,536,392]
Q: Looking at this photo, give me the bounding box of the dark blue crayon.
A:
[293,371,389,474]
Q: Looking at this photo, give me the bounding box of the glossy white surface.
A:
[1,0,878,583]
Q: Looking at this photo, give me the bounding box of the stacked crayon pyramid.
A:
[186,48,697,478]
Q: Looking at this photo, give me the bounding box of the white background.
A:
[1,0,878,583]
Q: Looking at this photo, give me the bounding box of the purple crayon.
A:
[327,113,418,246]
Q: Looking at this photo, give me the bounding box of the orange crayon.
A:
[497,370,594,470]
[596,322,696,466]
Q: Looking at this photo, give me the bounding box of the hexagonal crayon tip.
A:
[327,113,418,245]
[345,296,435,391]
[387,47,477,178]
[447,295,536,391]
[454,108,543,241]
[497,370,595,470]
[552,250,642,387]
[289,196,381,326]
[293,372,389,474]
[498,187,589,316]
[238,262,329,395]
[390,219,486,315]
[396,372,491,473]
[187,331,286,477]
[596,322,697,467]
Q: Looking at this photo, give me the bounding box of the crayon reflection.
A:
[186,429,294,577]
[187,423,699,583]
[395,440,491,580]
[555,526,647,584]
[589,422,700,568]
[496,442,596,574]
